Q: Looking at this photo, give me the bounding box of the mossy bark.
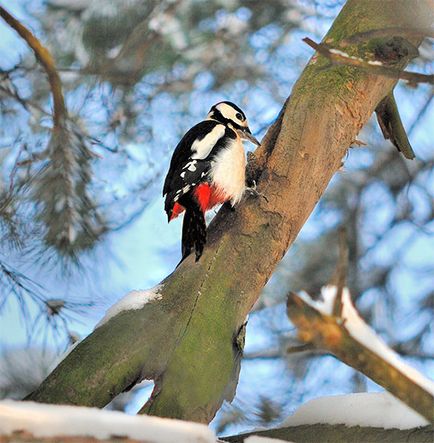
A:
[27,0,433,424]
[2,425,433,443]
[225,424,434,443]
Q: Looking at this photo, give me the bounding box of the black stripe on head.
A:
[208,108,230,126]
[208,101,247,128]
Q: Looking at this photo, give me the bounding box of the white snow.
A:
[329,48,350,57]
[245,436,293,443]
[328,48,383,66]
[283,392,428,430]
[299,285,434,396]
[96,284,163,328]
[0,400,214,443]
[298,285,337,315]
[328,48,363,62]
[0,395,427,443]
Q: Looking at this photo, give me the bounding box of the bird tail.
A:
[179,198,206,264]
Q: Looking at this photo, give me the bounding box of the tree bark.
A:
[225,424,434,443]
[287,291,434,421]
[26,0,433,424]
[2,425,433,443]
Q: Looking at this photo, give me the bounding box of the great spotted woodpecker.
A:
[163,101,260,263]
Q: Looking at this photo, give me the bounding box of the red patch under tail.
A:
[170,202,185,221]
[169,183,228,222]
[194,183,212,213]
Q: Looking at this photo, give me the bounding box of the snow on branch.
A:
[226,393,432,443]
[303,37,434,85]
[96,284,164,328]
[0,400,215,443]
[287,285,434,422]
[282,392,428,430]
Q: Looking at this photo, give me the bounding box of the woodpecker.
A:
[163,101,260,263]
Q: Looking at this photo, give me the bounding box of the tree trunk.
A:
[27,0,433,424]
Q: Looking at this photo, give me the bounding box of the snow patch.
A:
[96,284,163,328]
[283,392,428,430]
[0,400,214,443]
[299,286,434,395]
[329,48,363,62]
[329,48,349,57]
[298,285,337,315]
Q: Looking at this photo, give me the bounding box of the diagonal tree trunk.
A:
[27,0,433,424]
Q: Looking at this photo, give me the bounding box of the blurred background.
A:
[0,0,433,437]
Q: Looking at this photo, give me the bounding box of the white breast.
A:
[210,136,246,206]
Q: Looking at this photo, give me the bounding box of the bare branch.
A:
[342,27,434,44]
[0,6,67,126]
[303,37,434,85]
[330,228,348,317]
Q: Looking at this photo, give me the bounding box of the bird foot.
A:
[245,181,268,202]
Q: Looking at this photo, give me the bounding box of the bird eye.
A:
[236,112,244,121]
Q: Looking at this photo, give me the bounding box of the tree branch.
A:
[341,27,434,44]
[303,37,434,85]
[0,6,67,126]
[225,424,434,443]
[286,288,434,422]
[2,425,433,443]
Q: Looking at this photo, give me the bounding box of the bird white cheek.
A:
[210,138,246,205]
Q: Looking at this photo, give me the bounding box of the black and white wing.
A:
[163,120,235,217]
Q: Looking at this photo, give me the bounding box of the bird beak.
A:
[238,127,261,146]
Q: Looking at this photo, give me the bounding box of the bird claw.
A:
[245,181,268,202]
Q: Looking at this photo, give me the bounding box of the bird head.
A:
[207,101,260,146]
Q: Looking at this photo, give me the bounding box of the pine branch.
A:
[32,121,107,258]
[0,6,106,258]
